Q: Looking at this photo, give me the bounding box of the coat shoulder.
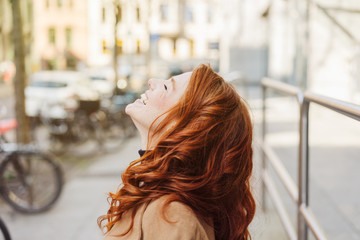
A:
[142,196,215,240]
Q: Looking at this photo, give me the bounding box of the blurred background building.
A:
[0,0,359,105]
[1,1,360,240]
[32,0,86,70]
[0,0,359,106]
[1,0,230,88]
[266,0,360,104]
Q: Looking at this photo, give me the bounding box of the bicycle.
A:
[0,115,63,214]
[111,93,138,138]
[31,100,103,157]
[0,217,11,240]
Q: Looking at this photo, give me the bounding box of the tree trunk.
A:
[10,0,30,143]
[113,0,119,91]
[1,0,6,61]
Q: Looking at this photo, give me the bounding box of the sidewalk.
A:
[0,93,292,240]
[1,92,358,240]
[0,128,276,240]
[0,134,142,240]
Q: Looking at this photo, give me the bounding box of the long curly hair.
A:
[98,64,255,240]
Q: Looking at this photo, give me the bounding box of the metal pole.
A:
[261,85,267,211]
[297,0,311,237]
[113,0,119,91]
[293,0,310,90]
[302,0,311,90]
[298,100,309,240]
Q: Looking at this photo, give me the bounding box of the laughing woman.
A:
[98,64,255,240]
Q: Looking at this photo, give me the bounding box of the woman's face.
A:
[126,72,192,132]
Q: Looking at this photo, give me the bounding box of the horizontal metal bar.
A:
[304,91,360,121]
[262,78,301,96]
[321,7,360,14]
[263,171,297,240]
[259,140,299,203]
[299,204,329,240]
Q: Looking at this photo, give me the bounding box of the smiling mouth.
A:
[140,93,148,105]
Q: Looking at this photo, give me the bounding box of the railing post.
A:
[261,84,267,211]
[261,78,358,240]
[298,99,310,240]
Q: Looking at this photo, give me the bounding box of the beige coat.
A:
[104,196,215,240]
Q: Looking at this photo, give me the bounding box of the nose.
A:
[148,78,153,90]
[148,78,160,90]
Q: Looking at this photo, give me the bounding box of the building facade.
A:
[31,0,224,76]
[266,0,360,104]
[32,0,88,70]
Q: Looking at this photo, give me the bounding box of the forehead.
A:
[172,71,192,85]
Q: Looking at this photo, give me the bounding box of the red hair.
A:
[98,64,255,240]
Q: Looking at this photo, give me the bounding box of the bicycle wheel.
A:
[0,217,11,240]
[0,150,63,214]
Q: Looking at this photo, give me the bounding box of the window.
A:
[116,5,122,22]
[116,39,123,54]
[184,5,193,23]
[102,40,107,53]
[48,59,56,70]
[65,27,72,48]
[30,81,67,88]
[48,28,56,45]
[102,7,106,22]
[190,39,194,57]
[160,4,169,22]
[206,4,212,23]
[136,40,141,54]
[57,0,62,8]
[173,39,176,55]
[136,7,141,22]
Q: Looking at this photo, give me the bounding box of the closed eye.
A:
[164,84,168,90]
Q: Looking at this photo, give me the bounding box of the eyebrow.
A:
[171,77,175,90]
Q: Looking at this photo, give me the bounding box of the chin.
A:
[125,104,132,115]
[125,104,146,123]
[126,102,143,116]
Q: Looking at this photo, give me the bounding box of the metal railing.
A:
[260,77,360,240]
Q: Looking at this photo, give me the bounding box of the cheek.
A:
[160,97,178,112]
[151,95,176,112]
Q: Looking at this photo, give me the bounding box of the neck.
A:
[134,124,147,149]
[140,131,148,150]
[137,126,156,150]
[133,121,162,150]
[139,129,161,150]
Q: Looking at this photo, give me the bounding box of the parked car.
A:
[25,71,99,118]
[83,67,116,98]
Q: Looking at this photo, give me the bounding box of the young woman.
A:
[98,64,255,240]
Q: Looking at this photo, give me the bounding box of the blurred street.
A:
[1,0,360,239]
[0,132,140,240]
[0,85,359,239]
